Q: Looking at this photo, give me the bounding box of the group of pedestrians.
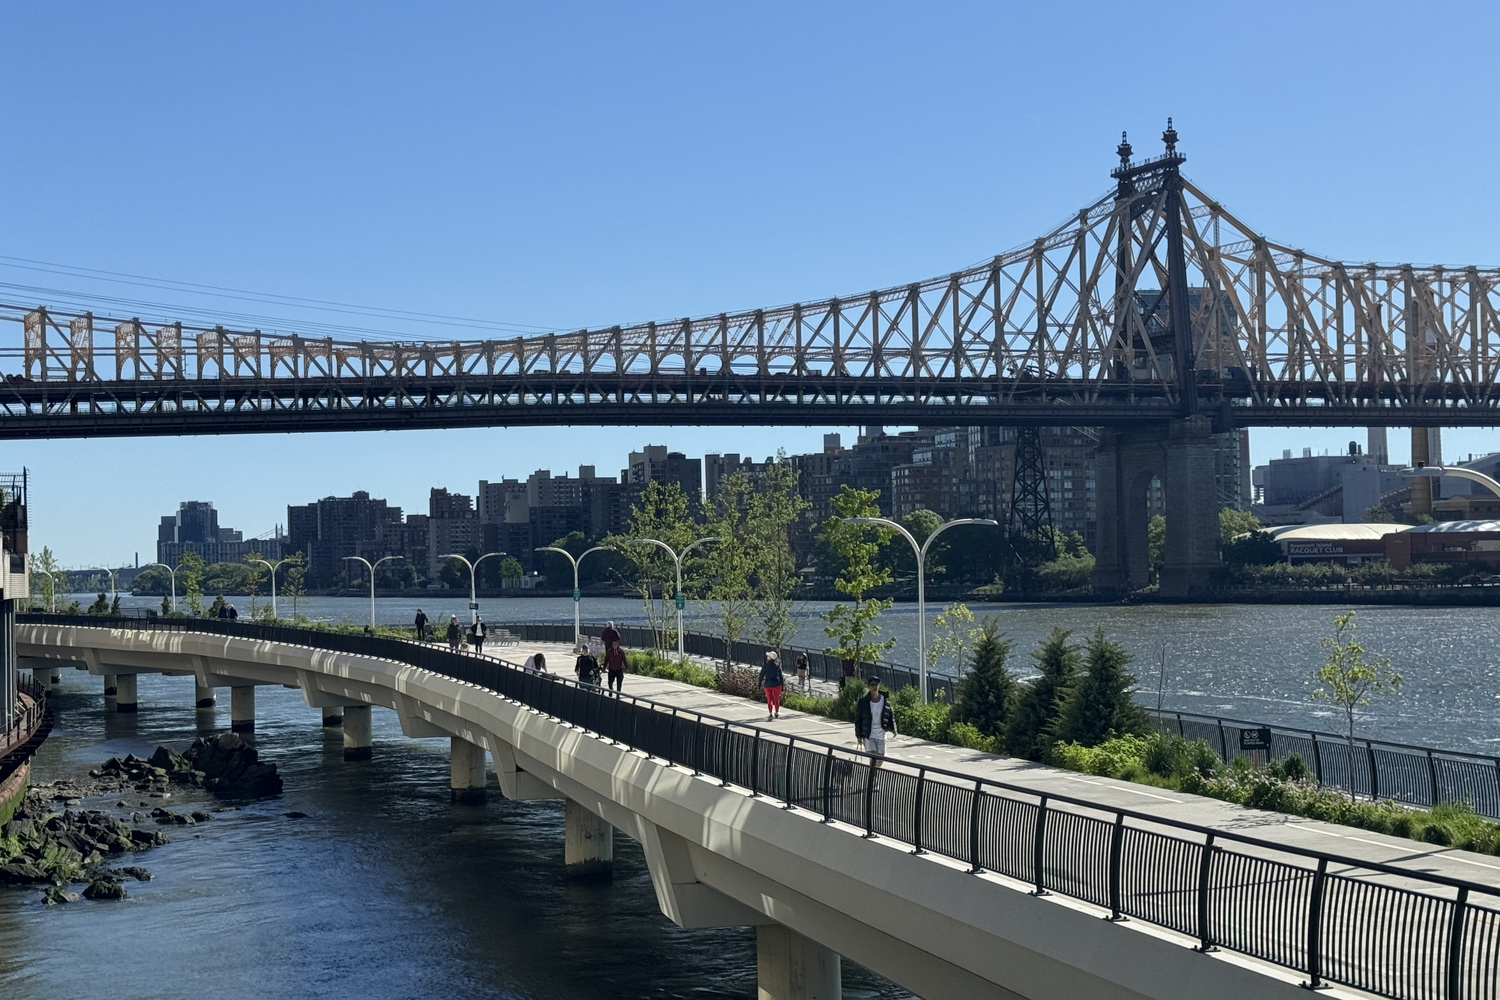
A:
[416,608,486,653]
[574,620,627,692]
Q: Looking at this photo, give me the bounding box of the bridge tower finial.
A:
[1116,131,1132,168]
[1162,117,1179,155]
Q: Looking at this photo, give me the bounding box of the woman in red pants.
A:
[759,651,785,721]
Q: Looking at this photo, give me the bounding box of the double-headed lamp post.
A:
[624,536,719,661]
[91,567,118,603]
[343,555,403,629]
[249,558,290,619]
[536,545,610,648]
[441,552,506,624]
[144,563,178,613]
[1399,463,1500,499]
[842,516,1001,703]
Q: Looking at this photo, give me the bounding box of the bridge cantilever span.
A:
[5,131,1500,438]
[17,614,1500,1000]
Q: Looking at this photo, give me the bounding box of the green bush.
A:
[828,678,865,722]
[890,687,951,742]
[947,721,1001,754]
[715,668,765,701]
[782,691,834,717]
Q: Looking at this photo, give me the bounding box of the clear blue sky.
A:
[3,2,1498,566]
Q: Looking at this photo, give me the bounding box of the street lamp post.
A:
[535,545,610,648]
[249,558,290,620]
[90,567,118,604]
[624,536,719,661]
[842,516,1001,702]
[144,563,178,613]
[1399,463,1500,499]
[441,552,506,624]
[342,555,403,629]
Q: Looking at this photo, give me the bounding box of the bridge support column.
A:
[564,798,612,878]
[29,667,50,692]
[230,686,255,732]
[194,681,216,709]
[343,705,372,761]
[1094,417,1220,599]
[114,673,138,713]
[49,668,61,684]
[322,705,344,727]
[756,925,841,1000]
[450,737,487,803]
[103,673,117,698]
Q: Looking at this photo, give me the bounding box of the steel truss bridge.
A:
[4,124,1498,439]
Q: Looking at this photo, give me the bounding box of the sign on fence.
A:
[1239,727,1273,751]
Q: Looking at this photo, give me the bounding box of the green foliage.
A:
[109,594,120,615]
[1222,530,1283,567]
[177,551,206,616]
[1311,611,1403,794]
[1147,514,1166,575]
[699,470,756,666]
[207,595,227,619]
[951,620,1016,746]
[611,480,697,654]
[1363,505,1396,523]
[625,650,717,689]
[281,551,308,617]
[1007,628,1081,761]
[781,690,835,717]
[29,546,62,611]
[86,592,110,615]
[747,455,810,650]
[819,486,896,665]
[714,668,765,701]
[499,555,524,584]
[926,601,979,674]
[1218,507,1262,545]
[1031,551,1095,593]
[1049,628,1149,747]
[947,721,1001,754]
[828,677,866,722]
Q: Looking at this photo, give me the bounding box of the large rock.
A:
[180,733,283,799]
[83,877,126,901]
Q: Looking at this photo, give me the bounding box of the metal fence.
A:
[20,612,1500,1000]
[1150,709,1500,820]
[0,674,51,787]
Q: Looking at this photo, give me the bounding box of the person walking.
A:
[759,651,785,721]
[446,616,461,652]
[604,639,627,693]
[575,644,600,686]
[471,616,487,654]
[600,620,620,651]
[795,652,809,693]
[854,676,896,784]
[414,609,429,643]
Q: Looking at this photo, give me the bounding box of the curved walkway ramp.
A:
[17,615,1500,1000]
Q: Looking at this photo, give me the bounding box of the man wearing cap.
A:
[853,676,897,774]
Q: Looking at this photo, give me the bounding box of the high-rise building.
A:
[155,500,275,566]
[626,446,702,501]
[286,491,402,584]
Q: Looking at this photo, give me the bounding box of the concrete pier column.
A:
[450,737,487,803]
[564,798,613,877]
[114,673,138,713]
[29,667,50,692]
[1159,416,1222,599]
[230,686,255,732]
[343,704,372,761]
[322,705,344,727]
[49,668,61,684]
[194,681,216,709]
[756,925,841,1000]
[103,673,117,697]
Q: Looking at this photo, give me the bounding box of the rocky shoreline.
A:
[0,732,284,904]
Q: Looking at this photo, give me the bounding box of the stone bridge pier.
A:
[1094,415,1221,599]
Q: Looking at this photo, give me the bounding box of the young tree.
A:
[178,550,206,616]
[1007,628,1081,761]
[499,555,524,588]
[611,480,696,655]
[1147,515,1166,582]
[1310,611,1403,797]
[1049,628,1148,747]
[820,486,896,670]
[87,592,110,615]
[926,601,979,676]
[109,594,121,615]
[699,470,756,668]
[951,620,1016,746]
[747,456,809,650]
[1218,507,1262,546]
[29,546,62,612]
[242,551,267,618]
[281,552,308,619]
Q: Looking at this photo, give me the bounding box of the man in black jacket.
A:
[853,676,896,774]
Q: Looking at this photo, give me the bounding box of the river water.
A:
[3,596,1494,998]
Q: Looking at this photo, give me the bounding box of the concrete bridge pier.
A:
[564,798,613,878]
[342,705,372,761]
[49,667,61,684]
[1094,415,1221,599]
[450,737,487,803]
[230,686,255,732]
[103,673,117,697]
[194,681,216,709]
[114,673,138,713]
[322,705,344,727]
[29,667,50,692]
[757,925,841,1000]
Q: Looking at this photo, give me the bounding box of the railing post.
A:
[749,731,761,797]
[1196,833,1217,953]
[1447,887,1470,1000]
[668,709,677,764]
[820,748,835,823]
[1031,795,1048,894]
[1303,856,1327,987]
[721,721,733,787]
[863,759,877,838]
[1176,712,1185,737]
[1310,732,1323,783]
[692,717,705,776]
[1216,718,1227,759]
[1427,749,1441,807]
[782,738,797,809]
[1108,812,1126,921]
[969,781,985,872]
[1367,740,1380,798]
[911,768,927,855]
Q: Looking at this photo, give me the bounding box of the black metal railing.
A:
[0,673,51,786]
[20,612,1500,1000]
[1149,708,1500,820]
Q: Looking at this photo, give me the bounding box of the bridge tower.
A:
[1092,124,1221,598]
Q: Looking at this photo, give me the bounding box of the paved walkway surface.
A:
[435,636,1500,898]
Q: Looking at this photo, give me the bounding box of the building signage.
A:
[1286,540,1346,558]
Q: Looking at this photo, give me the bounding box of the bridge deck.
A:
[499,638,1500,897]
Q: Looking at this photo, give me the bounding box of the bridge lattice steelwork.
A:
[4,123,1498,438]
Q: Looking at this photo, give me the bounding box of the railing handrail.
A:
[20,611,1500,900]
